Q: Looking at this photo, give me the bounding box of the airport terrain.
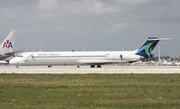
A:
[0,73,180,109]
[1,65,180,74]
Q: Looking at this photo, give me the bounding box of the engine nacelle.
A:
[120,54,142,60]
[0,60,8,64]
[118,54,144,63]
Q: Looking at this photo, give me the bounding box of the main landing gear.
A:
[90,65,101,68]
[97,65,101,68]
[47,65,52,68]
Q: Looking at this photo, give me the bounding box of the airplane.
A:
[162,60,173,66]
[174,62,180,66]
[0,30,22,64]
[9,37,170,68]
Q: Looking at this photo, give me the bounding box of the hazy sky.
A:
[0,0,179,57]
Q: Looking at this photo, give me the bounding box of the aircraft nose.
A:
[9,58,18,65]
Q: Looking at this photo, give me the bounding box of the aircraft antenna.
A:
[158,46,160,62]
[83,45,85,51]
[39,44,43,52]
[122,46,124,51]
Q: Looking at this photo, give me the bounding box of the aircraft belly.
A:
[26,58,78,66]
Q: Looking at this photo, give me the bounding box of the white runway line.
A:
[0,65,180,74]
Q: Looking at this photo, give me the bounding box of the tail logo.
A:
[135,37,160,58]
[3,40,13,48]
[136,41,157,58]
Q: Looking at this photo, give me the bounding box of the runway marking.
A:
[1,66,180,74]
[86,70,126,73]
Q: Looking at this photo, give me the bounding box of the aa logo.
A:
[3,40,13,48]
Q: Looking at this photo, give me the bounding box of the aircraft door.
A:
[112,54,123,60]
[120,54,123,60]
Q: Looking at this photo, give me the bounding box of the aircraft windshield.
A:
[17,54,23,57]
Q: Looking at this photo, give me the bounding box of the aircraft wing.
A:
[5,50,23,56]
[77,59,140,65]
[77,60,114,65]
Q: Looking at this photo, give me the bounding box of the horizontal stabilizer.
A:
[147,37,171,41]
[5,50,23,56]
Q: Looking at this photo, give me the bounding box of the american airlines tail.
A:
[0,30,16,53]
[0,30,22,61]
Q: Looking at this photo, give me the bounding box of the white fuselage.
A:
[9,51,143,66]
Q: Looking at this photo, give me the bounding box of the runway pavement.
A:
[1,65,180,74]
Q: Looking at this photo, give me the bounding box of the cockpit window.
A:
[17,54,23,57]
